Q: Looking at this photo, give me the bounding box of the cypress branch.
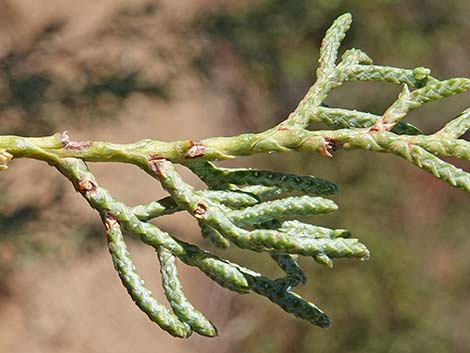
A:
[1,12,469,337]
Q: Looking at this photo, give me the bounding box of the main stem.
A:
[2,125,466,171]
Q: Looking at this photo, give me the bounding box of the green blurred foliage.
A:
[194,1,470,352]
[195,0,470,123]
[0,2,171,136]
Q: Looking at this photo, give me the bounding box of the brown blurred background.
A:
[0,1,469,352]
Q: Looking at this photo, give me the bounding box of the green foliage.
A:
[105,216,191,337]
[0,12,469,339]
[157,247,217,336]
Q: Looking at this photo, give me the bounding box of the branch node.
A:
[186,140,206,159]
[321,138,337,157]
[58,130,91,150]
[78,178,97,194]
[194,203,208,218]
[0,150,13,171]
[148,155,167,176]
[104,214,118,231]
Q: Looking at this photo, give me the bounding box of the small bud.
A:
[104,215,118,231]
[0,150,13,171]
[186,140,206,158]
[194,203,208,217]
[412,67,431,81]
[148,155,167,176]
[320,138,337,157]
[78,178,97,193]
[58,131,91,150]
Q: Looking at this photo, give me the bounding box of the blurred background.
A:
[0,0,469,352]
